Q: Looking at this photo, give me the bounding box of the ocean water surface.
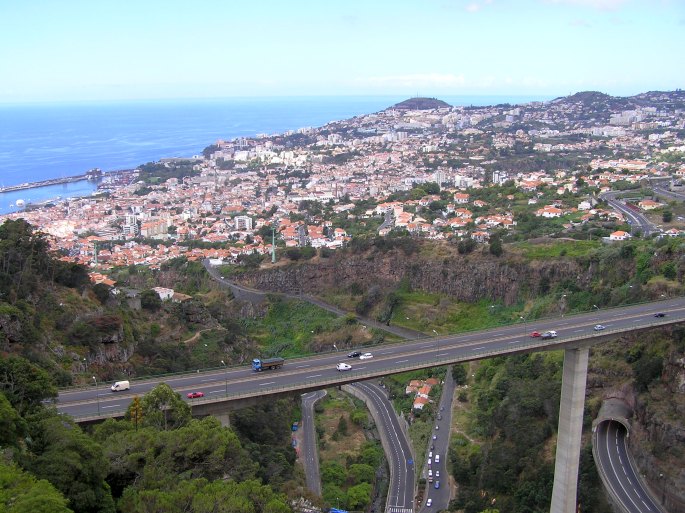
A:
[0,95,551,215]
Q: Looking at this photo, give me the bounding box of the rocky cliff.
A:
[233,248,590,306]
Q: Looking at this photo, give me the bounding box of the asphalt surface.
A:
[56,297,685,419]
[300,390,326,496]
[418,367,456,512]
[600,191,657,236]
[594,421,665,513]
[351,381,415,513]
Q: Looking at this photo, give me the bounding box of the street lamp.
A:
[220,360,228,396]
[593,304,599,311]
[92,376,100,416]
[333,344,338,352]
[520,316,526,323]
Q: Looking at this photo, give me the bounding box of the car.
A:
[359,352,373,360]
[428,451,433,459]
[654,312,666,318]
[432,434,437,440]
[437,414,442,420]
[430,444,434,450]
[336,362,352,371]
[593,324,606,331]
[436,470,440,477]
[541,330,557,339]
[428,458,432,466]
[347,351,362,358]
[435,454,440,463]
[440,406,444,411]
[435,425,439,430]
[434,480,440,489]
[187,391,204,399]
[426,499,433,507]
[530,331,542,338]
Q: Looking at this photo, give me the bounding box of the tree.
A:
[348,463,375,484]
[136,383,191,430]
[458,238,476,255]
[0,392,26,447]
[347,482,372,509]
[0,355,57,414]
[140,289,162,312]
[489,236,503,257]
[0,461,72,513]
[321,461,346,486]
[24,413,115,513]
[662,210,673,223]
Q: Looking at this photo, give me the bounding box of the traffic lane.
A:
[57,297,685,415]
[354,382,414,510]
[596,421,663,513]
[422,370,456,511]
[301,390,325,495]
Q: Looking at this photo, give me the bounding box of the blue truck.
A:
[252,357,285,372]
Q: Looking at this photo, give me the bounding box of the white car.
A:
[594,324,606,331]
[359,352,373,360]
[336,362,352,371]
[436,470,440,477]
[426,499,432,507]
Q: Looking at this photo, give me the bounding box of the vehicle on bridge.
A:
[336,362,352,371]
[593,324,606,331]
[347,351,361,358]
[359,352,373,360]
[252,357,285,372]
[541,330,557,339]
[187,391,204,398]
[654,312,666,317]
[110,380,130,392]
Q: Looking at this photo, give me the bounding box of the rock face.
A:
[234,249,588,306]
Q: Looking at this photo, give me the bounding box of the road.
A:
[56,297,684,419]
[419,368,456,512]
[351,381,415,513]
[593,421,665,513]
[300,390,326,496]
[600,191,658,236]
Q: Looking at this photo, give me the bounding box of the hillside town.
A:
[3,91,685,280]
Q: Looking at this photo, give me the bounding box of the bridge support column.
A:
[214,411,230,428]
[551,347,589,513]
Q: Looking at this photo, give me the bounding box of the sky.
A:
[0,0,683,103]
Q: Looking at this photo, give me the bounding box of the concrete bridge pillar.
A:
[214,411,230,428]
[550,347,589,513]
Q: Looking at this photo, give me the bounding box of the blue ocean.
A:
[0,95,550,215]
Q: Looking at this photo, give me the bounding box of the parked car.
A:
[187,391,204,399]
[654,312,666,318]
[530,331,542,338]
[432,434,437,440]
[359,352,373,360]
[436,470,440,477]
[336,362,352,371]
[435,425,439,430]
[347,351,362,358]
[435,454,440,463]
[434,480,440,489]
[426,499,432,507]
[593,324,606,331]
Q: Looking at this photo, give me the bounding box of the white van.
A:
[111,380,130,392]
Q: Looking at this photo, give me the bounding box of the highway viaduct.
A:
[57,297,685,513]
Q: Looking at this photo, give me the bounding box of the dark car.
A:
[187,391,204,399]
[654,313,666,318]
[434,480,440,489]
[347,351,362,358]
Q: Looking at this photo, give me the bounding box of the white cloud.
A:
[465,2,481,12]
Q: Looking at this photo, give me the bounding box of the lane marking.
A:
[305,374,322,379]
[102,404,120,409]
[259,381,275,386]
[295,364,311,368]
[472,346,486,351]
[209,390,222,394]
[396,359,408,363]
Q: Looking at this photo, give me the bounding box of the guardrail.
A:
[64,315,683,421]
[60,296,678,393]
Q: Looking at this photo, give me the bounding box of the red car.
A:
[530,331,542,338]
[187,391,204,399]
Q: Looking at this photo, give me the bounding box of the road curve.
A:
[600,191,657,236]
[349,381,415,513]
[301,390,326,496]
[593,421,665,513]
